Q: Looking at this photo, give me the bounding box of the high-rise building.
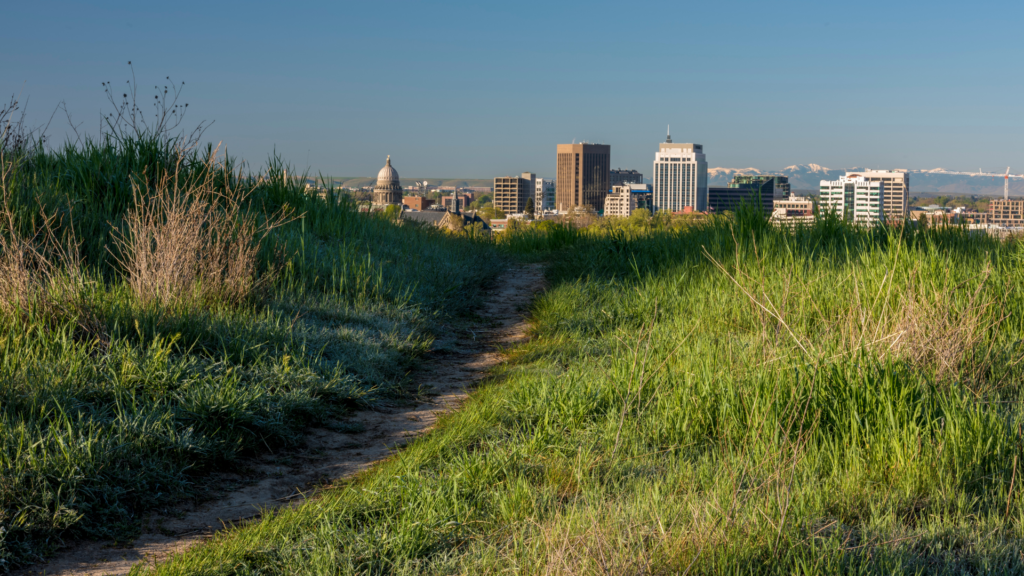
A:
[610,169,644,187]
[652,131,707,213]
[493,172,535,214]
[820,176,885,225]
[845,170,909,221]
[556,143,611,212]
[535,178,555,211]
[604,185,637,217]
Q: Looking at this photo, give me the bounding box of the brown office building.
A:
[402,196,433,211]
[494,172,535,214]
[556,143,610,212]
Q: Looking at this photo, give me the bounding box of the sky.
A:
[4,0,1024,179]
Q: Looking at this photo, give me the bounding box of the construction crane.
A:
[1006,167,1011,200]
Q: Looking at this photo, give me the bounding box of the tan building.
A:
[988,199,1024,227]
[771,193,815,227]
[604,185,637,217]
[556,143,610,212]
[845,169,909,222]
[494,172,535,214]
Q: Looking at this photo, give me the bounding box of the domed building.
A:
[372,155,403,208]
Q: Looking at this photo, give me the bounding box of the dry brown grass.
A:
[0,110,84,323]
[112,146,290,309]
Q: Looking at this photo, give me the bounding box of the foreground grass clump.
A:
[0,128,504,568]
[146,214,1024,575]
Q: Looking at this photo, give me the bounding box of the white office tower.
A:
[820,176,885,225]
[652,130,707,212]
[535,178,556,211]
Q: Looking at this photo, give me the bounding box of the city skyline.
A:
[4,0,1024,177]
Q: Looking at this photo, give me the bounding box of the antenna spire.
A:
[666,125,672,143]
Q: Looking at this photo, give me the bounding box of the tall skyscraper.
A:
[844,170,909,221]
[652,131,707,213]
[820,176,885,225]
[556,143,610,212]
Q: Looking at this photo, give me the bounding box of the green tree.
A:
[525,197,535,220]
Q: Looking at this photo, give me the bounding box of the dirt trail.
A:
[18,263,546,576]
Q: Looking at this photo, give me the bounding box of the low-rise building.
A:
[709,180,774,216]
[988,198,1024,228]
[402,196,433,211]
[773,194,814,217]
[627,183,653,212]
[733,174,790,198]
[494,173,534,214]
[604,185,637,217]
[442,193,474,211]
[820,176,885,226]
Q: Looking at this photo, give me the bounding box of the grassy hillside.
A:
[141,211,1024,575]
[0,130,505,569]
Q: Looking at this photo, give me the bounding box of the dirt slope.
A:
[17,263,546,576]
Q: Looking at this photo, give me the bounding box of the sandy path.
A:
[16,263,546,576]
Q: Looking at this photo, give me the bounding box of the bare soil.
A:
[16,263,546,576]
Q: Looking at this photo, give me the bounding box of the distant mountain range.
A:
[709,165,1024,197]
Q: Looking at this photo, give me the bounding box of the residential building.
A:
[402,196,433,211]
[708,177,774,216]
[819,176,885,225]
[845,169,909,221]
[604,185,638,217]
[652,131,707,213]
[494,173,535,214]
[610,168,644,187]
[535,178,556,211]
[988,199,1024,227]
[556,143,611,212]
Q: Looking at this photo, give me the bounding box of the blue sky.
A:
[4,0,1023,179]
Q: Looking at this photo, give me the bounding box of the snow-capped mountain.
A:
[708,165,1023,195]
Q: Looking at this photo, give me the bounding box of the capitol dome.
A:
[377,155,399,184]
[372,155,403,208]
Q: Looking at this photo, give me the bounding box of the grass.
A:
[0,129,505,569]
[139,210,1024,575]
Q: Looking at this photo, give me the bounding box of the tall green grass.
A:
[0,134,505,569]
[145,213,1024,575]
